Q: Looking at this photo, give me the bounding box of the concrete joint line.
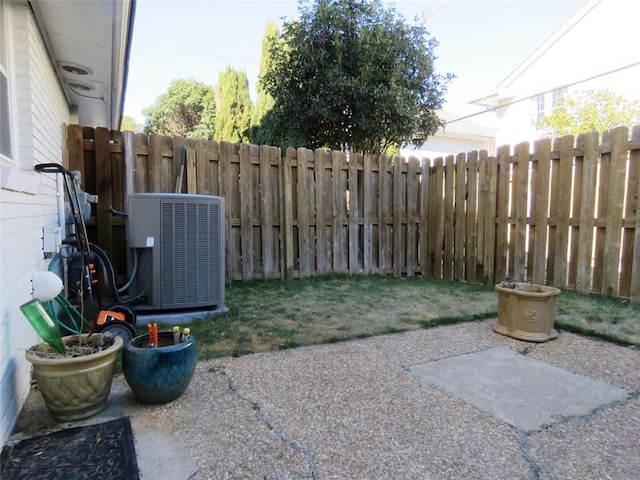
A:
[517,394,639,479]
[224,369,321,480]
[517,435,546,480]
[518,344,538,356]
[372,337,400,367]
[536,391,638,429]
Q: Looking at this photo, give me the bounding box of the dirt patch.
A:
[28,334,115,359]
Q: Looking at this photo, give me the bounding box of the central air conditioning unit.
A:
[127,193,225,311]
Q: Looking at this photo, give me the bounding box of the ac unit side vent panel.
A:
[128,193,225,311]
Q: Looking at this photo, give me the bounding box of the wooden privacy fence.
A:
[66,124,640,302]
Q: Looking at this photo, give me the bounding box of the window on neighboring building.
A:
[552,87,567,111]
[0,4,13,162]
[534,94,545,125]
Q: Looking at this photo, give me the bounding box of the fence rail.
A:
[66,124,640,302]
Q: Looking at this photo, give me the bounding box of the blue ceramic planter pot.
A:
[122,331,197,404]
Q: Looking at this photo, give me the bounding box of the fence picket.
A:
[480,150,496,284]
[283,148,295,280]
[575,132,598,293]
[466,151,478,283]
[349,153,361,274]
[512,143,529,281]
[551,135,573,287]
[419,158,431,278]
[378,155,392,274]
[602,127,628,296]
[315,149,328,274]
[454,153,466,281]
[431,157,444,279]
[532,138,551,285]
[495,146,510,282]
[407,157,420,277]
[296,148,311,278]
[363,154,375,274]
[443,155,455,280]
[629,126,640,302]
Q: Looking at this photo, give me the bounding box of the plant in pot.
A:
[493,276,561,342]
[20,272,122,422]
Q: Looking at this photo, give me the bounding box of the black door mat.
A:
[1,417,139,480]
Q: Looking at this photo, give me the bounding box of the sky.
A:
[123,0,589,126]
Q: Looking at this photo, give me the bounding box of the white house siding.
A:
[0,3,69,446]
[402,134,495,161]
[401,110,497,160]
[475,0,639,148]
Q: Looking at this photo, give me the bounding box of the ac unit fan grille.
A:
[159,199,221,308]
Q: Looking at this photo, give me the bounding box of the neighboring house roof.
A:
[438,110,495,140]
[29,0,136,129]
[470,0,638,109]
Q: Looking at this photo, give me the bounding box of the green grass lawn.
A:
[162,275,640,360]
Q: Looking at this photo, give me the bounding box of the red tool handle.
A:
[147,323,158,347]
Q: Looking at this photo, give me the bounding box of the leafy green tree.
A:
[250,22,280,146]
[261,0,452,153]
[215,67,253,143]
[143,78,216,139]
[539,89,640,137]
[120,115,142,133]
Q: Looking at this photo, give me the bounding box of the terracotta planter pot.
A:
[122,331,197,404]
[493,282,561,342]
[25,334,123,421]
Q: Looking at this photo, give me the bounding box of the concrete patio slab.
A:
[409,346,630,432]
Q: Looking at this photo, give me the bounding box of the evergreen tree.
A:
[250,22,279,146]
[215,67,253,143]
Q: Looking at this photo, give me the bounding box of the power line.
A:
[135,36,259,65]
[424,0,456,20]
[445,60,640,125]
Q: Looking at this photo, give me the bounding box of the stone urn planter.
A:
[493,281,561,342]
[25,333,123,421]
[122,331,197,404]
